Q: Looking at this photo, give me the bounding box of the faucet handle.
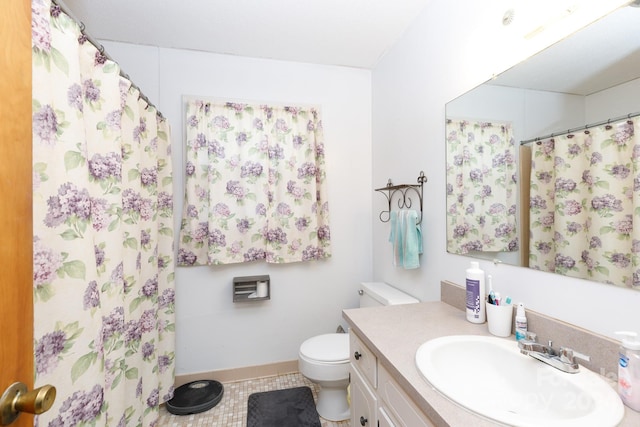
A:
[560,347,591,364]
[524,331,538,342]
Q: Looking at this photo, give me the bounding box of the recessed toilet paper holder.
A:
[233,275,270,302]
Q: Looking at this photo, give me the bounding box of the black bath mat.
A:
[246,386,321,427]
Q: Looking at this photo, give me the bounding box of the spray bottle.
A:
[515,303,528,341]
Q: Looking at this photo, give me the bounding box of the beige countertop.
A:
[342,301,640,427]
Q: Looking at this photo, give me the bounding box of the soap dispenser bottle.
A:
[465,261,485,323]
[616,331,640,411]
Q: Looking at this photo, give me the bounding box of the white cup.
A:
[486,302,513,337]
[256,281,268,298]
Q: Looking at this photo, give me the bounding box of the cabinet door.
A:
[351,366,377,427]
[378,364,436,427]
[378,407,397,427]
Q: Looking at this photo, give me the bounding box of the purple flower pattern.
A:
[33,238,64,287]
[48,385,104,426]
[33,104,60,146]
[179,101,330,265]
[529,119,640,288]
[35,330,67,375]
[446,119,518,254]
[32,10,175,426]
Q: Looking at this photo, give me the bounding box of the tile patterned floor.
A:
[158,372,351,427]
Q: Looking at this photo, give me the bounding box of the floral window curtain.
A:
[529,117,640,289]
[32,1,175,426]
[446,119,518,254]
[178,100,331,265]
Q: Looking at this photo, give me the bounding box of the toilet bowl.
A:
[298,282,419,422]
[298,333,350,421]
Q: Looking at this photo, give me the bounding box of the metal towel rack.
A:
[375,171,427,225]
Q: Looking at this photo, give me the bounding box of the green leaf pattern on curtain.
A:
[32,1,175,425]
[529,117,640,289]
[446,119,518,254]
[178,101,331,265]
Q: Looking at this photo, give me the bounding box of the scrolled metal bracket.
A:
[375,171,427,224]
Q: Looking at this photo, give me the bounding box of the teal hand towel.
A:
[389,211,403,267]
[389,210,423,269]
[403,210,422,269]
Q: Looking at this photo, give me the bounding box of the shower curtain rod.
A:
[520,111,640,145]
[51,0,163,119]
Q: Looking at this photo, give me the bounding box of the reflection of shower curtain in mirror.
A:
[529,117,640,289]
[446,119,518,254]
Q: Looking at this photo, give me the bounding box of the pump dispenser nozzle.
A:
[616,331,640,350]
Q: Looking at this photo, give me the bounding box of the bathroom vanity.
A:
[343,287,640,427]
[350,330,435,426]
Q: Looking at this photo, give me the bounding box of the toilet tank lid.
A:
[361,282,419,305]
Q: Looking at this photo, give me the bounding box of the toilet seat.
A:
[299,333,349,364]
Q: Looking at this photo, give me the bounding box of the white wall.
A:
[586,77,640,121]
[372,0,640,339]
[102,41,373,375]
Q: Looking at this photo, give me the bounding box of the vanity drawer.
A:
[350,331,377,388]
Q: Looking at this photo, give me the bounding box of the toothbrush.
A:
[487,275,495,304]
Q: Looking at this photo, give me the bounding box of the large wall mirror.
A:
[446,4,640,289]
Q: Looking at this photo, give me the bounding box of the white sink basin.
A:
[415,335,624,427]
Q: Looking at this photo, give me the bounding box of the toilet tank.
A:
[359,282,419,308]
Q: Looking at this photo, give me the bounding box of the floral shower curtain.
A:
[32,1,175,425]
[529,116,640,289]
[446,119,518,254]
[178,100,331,265]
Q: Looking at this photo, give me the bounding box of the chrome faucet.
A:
[517,332,590,373]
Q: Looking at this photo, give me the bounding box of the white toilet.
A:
[298,282,419,421]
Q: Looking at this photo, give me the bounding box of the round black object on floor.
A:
[166,380,224,415]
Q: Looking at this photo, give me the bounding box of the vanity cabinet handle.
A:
[354,351,362,360]
[360,415,368,425]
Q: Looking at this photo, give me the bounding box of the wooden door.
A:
[0,1,35,426]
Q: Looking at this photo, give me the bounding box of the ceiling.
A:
[60,0,429,69]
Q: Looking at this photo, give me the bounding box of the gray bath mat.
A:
[246,386,321,427]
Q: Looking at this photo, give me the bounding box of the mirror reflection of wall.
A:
[446,85,585,266]
[445,4,640,289]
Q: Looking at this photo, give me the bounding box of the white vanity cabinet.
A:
[350,331,435,427]
[350,331,378,427]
